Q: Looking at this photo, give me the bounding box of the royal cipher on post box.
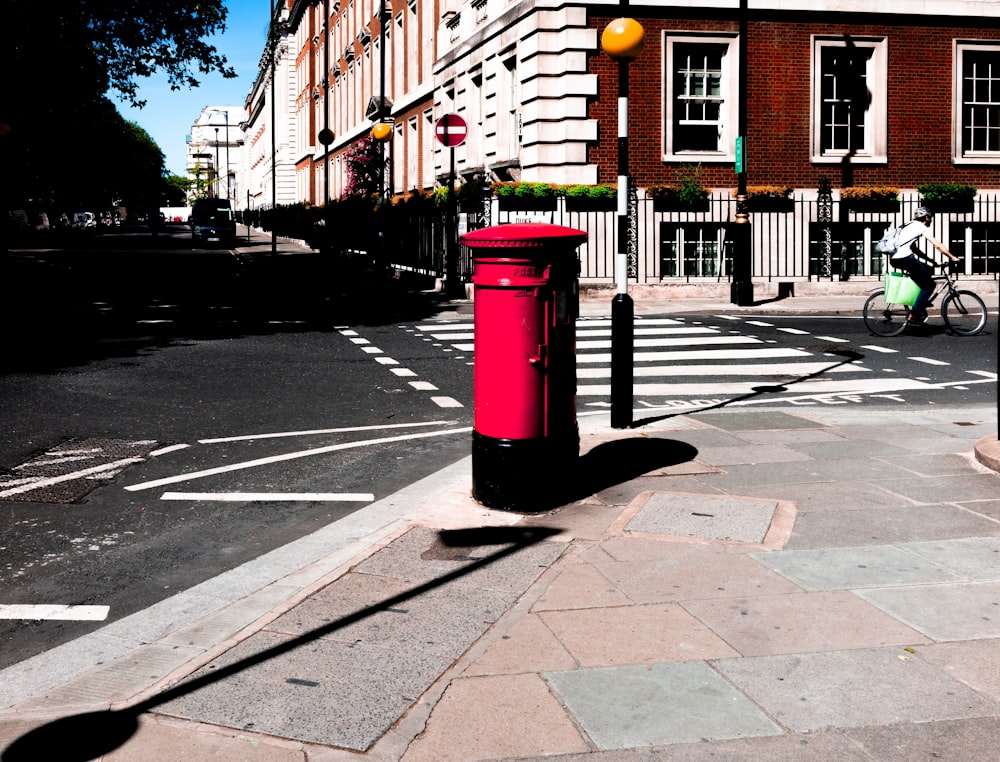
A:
[460,222,588,511]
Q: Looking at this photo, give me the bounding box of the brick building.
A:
[247,0,1000,286]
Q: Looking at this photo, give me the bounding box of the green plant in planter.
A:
[917,182,977,203]
[559,183,617,200]
[647,164,709,206]
[492,181,558,201]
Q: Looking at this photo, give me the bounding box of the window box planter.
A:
[648,184,710,213]
[918,183,977,214]
[739,185,794,212]
[562,184,617,212]
[493,182,559,211]
[840,186,900,213]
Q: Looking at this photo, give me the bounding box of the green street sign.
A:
[735,136,745,174]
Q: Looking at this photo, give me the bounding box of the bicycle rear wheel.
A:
[863,290,909,336]
[941,289,987,336]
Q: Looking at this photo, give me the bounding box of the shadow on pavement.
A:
[0,526,560,762]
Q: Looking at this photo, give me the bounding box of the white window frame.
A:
[953,40,1000,165]
[662,33,739,164]
[811,36,887,164]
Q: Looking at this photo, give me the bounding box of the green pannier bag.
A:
[884,271,922,306]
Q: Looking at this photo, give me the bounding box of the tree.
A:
[0,0,234,215]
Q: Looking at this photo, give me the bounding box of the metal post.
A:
[270,0,278,255]
[731,0,753,305]
[611,57,633,429]
[602,13,644,430]
[446,147,458,294]
[214,127,220,199]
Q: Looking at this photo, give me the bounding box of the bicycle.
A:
[863,261,988,337]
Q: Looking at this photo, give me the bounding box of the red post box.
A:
[460,222,588,511]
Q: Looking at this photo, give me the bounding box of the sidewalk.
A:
[1,401,998,760]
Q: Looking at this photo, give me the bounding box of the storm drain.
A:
[626,493,778,544]
[0,437,163,504]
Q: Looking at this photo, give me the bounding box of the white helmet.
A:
[913,206,932,220]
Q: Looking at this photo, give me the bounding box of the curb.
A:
[974,434,1000,472]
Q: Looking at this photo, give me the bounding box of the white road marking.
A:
[746,320,774,327]
[578,347,812,363]
[126,427,473,491]
[376,357,399,365]
[409,381,439,390]
[861,345,899,353]
[967,370,997,378]
[577,377,938,397]
[161,492,374,502]
[391,368,418,377]
[361,346,383,354]
[0,605,110,621]
[576,326,719,337]
[777,327,810,335]
[0,458,144,499]
[910,356,950,366]
[814,335,850,343]
[432,397,464,408]
[577,362,868,378]
[150,444,190,456]
[578,335,764,350]
[199,421,456,444]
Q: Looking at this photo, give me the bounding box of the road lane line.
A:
[0,605,110,621]
[161,492,375,502]
[126,427,473,492]
[199,421,455,444]
[910,356,950,366]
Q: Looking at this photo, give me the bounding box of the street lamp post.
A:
[214,127,220,199]
[601,14,645,430]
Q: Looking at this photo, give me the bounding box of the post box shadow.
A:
[0,526,561,762]
[566,436,700,500]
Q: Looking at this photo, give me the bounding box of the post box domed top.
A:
[461,222,588,249]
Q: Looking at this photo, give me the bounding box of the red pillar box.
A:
[460,222,587,511]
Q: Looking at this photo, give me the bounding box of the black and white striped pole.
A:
[602,16,645,429]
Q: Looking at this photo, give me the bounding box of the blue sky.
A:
[114,0,272,176]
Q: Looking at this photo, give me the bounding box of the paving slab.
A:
[900,536,1000,580]
[624,493,778,544]
[713,647,998,732]
[751,545,966,590]
[858,582,1000,641]
[784,503,1000,549]
[545,662,781,749]
[682,590,926,656]
[843,717,1000,762]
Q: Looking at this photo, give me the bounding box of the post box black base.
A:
[472,429,579,512]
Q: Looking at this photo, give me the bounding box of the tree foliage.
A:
[0,0,235,216]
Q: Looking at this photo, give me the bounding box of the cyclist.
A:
[890,206,961,324]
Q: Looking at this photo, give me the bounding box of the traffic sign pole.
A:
[435,114,468,297]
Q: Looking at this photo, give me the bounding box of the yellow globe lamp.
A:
[371,121,392,142]
[601,17,645,61]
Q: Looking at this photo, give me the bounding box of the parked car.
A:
[191,198,236,246]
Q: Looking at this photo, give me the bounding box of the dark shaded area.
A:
[1,234,466,375]
[0,526,559,762]
[570,436,700,499]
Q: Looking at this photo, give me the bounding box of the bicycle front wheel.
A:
[942,289,988,336]
[863,290,909,336]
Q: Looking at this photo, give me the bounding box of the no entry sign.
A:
[435,113,468,147]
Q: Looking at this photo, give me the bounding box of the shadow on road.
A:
[1,246,465,374]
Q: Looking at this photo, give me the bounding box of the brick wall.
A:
[589,15,1000,191]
